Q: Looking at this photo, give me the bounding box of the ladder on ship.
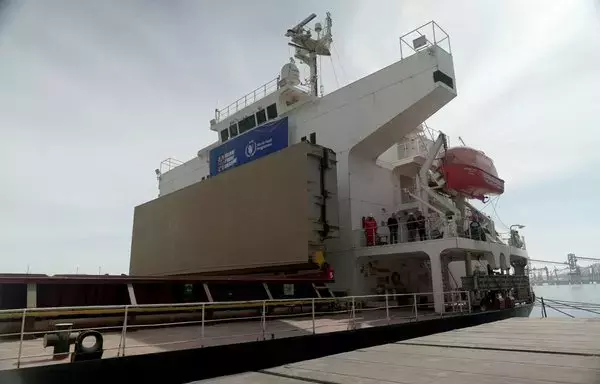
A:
[312,282,335,298]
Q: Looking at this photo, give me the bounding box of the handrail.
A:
[0,291,456,316]
[159,157,184,174]
[215,77,280,122]
[3,291,469,368]
[399,21,451,60]
[537,297,600,318]
[352,219,514,249]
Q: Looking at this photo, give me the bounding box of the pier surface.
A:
[197,318,600,384]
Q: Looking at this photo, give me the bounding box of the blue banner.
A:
[209,117,289,176]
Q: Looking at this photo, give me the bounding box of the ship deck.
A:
[0,307,446,371]
[197,318,600,384]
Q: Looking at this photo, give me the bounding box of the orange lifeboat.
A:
[440,147,504,201]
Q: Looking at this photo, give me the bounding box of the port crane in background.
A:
[527,253,600,285]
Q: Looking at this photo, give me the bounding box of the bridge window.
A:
[256,109,267,125]
[238,114,256,134]
[220,128,229,142]
[266,103,278,120]
[229,122,238,138]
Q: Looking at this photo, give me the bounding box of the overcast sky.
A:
[1,0,599,275]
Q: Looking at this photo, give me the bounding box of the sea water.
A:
[530,283,600,318]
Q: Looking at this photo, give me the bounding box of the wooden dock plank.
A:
[196,372,307,384]
[263,349,599,384]
[197,318,600,384]
[368,344,600,369]
[303,348,598,383]
[399,318,600,355]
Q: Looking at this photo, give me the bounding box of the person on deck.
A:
[407,212,417,242]
[416,211,427,241]
[387,212,399,244]
[400,212,408,242]
[364,214,378,246]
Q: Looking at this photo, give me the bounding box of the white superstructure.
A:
[155,16,530,314]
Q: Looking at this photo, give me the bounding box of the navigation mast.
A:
[285,12,333,97]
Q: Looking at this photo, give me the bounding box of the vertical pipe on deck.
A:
[385,293,390,324]
[201,303,205,345]
[540,297,547,318]
[413,293,418,321]
[467,292,472,313]
[17,308,26,368]
[121,305,129,356]
[261,301,266,340]
[351,297,356,329]
[311,298,316,334]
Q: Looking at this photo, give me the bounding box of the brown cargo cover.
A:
[129,142,338,276]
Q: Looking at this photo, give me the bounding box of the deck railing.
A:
[215,77,280,123]
[0,291,470,369]
[399,20,451,60]
[158,157,184,174]
[537,297,600,318]
[352,219,528,252]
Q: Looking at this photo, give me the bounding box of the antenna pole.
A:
[285,12,333,98]
[309,52,318,97]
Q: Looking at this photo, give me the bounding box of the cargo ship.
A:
[0,14,533,334]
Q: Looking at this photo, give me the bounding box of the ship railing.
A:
[159,157,185,174]
[536,297,600,318]
[400,185,419,203]
[396,138,430,159]
[399,21,451,61]
[351,219,444,248]
[351,219,512,249]
[421,122,446,144]
[215,77,280,123]
[0,290,469,368]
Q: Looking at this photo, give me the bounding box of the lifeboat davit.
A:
[440,147,504,201]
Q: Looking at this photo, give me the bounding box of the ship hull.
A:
[513,302,535,317]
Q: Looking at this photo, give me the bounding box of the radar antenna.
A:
[285,12,333,97]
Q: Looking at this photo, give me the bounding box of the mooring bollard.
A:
[43,323,77,360]
[43,324,105,362]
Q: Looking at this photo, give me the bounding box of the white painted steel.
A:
[311,298,316,334]
[16,308,26,368]
[121,305,129,356]
[151,20,530,322]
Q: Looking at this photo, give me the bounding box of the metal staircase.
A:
[312,282,335,298]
